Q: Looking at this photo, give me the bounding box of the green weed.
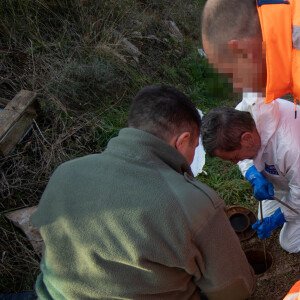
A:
[198,156,254,207]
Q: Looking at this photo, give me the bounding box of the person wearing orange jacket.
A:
[284,281,300,300]
[201,0,300,246]
[202,0,300,107]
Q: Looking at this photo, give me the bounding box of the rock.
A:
[145,34,159,41]
[198,49,206,57]
[121,38,141,58]
[132,31,142,38]
[5,206,43,257]
[113,30,141,62]
[164,20,184,41]
[101,45,127,63]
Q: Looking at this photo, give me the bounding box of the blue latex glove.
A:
[252,207,286,239]
[245,165,274,200]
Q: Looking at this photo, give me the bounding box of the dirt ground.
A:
[242,227,300,299]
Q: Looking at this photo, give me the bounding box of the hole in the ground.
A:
[229,213,250,232]
[244,248,273,275]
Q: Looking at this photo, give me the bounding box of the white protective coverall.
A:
[191,109,206,177]
[237,92,300,253]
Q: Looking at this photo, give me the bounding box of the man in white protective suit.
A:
[200,93,300,253]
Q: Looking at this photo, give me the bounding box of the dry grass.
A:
[0,218,40,292]
[0,107,124,292]
[1,1,299,297]
[0,0,206,293]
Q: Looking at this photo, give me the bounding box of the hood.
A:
[237,92,280,171]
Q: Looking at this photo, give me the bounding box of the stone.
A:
[164,20,184,41]
[121,38,141,58]
[101,45,127,63]
[198,49,206,57]
[5,206,43,257]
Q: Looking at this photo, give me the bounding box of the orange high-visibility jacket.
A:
[257,0,300,103]
[283,281,300,300]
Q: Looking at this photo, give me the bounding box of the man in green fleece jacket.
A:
[31,85,255,300]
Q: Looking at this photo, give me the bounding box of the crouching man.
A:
[31,85,255,300]
[201,97,300,253]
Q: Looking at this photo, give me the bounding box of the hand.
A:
[245,165,274,200]
[252,208,286,239]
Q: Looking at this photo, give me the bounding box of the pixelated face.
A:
[203,37,267,93]
[214,143,260,164]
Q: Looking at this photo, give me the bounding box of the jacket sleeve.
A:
[193,206,255,300]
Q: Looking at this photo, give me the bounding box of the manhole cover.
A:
[229,213,250,232]
[226,205,257,241]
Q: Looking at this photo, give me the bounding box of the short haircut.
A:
[128,85,201,142]
[202,0,261,50]
[201,106,256,156]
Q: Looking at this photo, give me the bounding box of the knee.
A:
[279,235,300,253]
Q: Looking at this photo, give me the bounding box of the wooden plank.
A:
[0,90,37,139]
[0,106,37,156]
[0,97,10,108]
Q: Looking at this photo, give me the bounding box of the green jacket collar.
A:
[106,128,193,176]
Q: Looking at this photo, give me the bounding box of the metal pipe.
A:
[268,194,299,215]
[259,202,268,270]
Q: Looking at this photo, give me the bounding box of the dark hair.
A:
[202,0,260,49]
[128,85,201,142]
[201,106,256,156]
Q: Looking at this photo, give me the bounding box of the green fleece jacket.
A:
[31,128,255,300]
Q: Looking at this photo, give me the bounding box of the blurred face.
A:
[203,37,267,94]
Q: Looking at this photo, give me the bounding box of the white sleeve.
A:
[191,109,206,176]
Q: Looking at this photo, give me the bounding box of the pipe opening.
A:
[244,248,272,275]
[229,213,249,232]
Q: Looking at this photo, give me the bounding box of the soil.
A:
[242,228,300,299]
[252,263,268,275]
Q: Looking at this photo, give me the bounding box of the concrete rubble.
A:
[5,206,43,257]
[164,20,184,41]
